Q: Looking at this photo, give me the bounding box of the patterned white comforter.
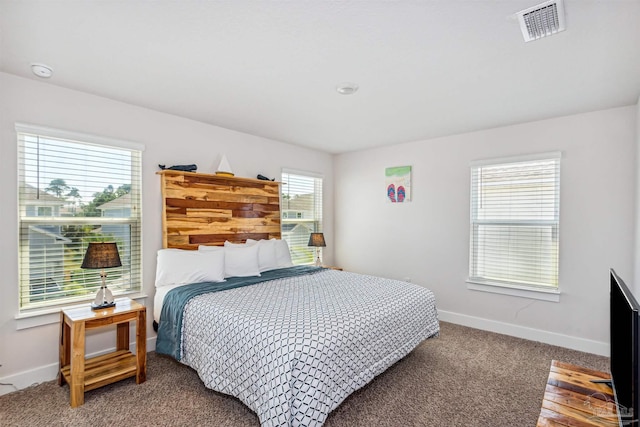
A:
[179,269,439,426]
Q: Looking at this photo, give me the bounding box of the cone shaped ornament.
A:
[216,154,234,176]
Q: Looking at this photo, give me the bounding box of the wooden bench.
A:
[537,360,619,426]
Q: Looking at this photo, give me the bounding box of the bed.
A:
[154,171,440,426]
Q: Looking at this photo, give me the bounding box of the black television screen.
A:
[610,269,640,426]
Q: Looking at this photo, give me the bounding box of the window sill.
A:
[15,293,148,330]
[466,280,560,302]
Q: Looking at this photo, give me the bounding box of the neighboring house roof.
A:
[97,192,131,211]
[282,223,311,234]
[29,225,72,243]
[282,193,314,211]
[282,223,297,233]
[22,183,65,204]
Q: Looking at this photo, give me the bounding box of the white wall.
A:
[0,72,334,392]
[334,106,637,354]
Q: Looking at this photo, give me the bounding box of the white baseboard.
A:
[437,309,609,356]
[0,336,157,396]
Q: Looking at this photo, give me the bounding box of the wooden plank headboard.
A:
[157,170,281,249]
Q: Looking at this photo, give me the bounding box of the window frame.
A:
[467,152,561,301]
[280,168,323,265]
[16,123,145,313]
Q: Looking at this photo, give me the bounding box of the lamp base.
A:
[91,301,116,310]
[93,283,114,310]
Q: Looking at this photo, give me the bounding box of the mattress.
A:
[153,283,187,323]
[157,267,439,426]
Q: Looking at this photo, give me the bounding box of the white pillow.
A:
[246,239,280,272]
[198,245,225,252]
[155,249,225,288]
[223,240,256,248]
[222,244,261,277]
[273,239,294,268]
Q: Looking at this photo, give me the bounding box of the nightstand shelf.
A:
[58,297,146,407]
[60,349,137,392]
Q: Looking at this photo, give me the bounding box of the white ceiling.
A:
[1,1,639,154]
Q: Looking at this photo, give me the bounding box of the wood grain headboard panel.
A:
[157,170,281,249]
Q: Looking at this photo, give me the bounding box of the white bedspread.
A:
[179,269,439,426]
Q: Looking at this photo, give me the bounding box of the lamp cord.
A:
[0,364,18,391]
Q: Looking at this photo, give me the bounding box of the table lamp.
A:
[81,242,122,310]
[308,233,326,267]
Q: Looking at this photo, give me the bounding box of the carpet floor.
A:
[0,322,609,427]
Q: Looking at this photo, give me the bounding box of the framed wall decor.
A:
[385,166,411,203]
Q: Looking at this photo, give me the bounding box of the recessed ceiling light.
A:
[31,63,53,78]
[336,82,359,95]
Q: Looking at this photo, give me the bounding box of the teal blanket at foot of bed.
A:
[156,265,323,360]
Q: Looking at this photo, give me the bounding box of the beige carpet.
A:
[0,322,609,427]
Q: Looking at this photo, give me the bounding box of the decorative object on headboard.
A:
[215,154,234,177]
[158,164,198,172]
[257,174,275,181]
[157,170,281,249]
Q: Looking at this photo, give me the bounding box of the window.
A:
[469,152,560,291]
[37,207,53,217]
[281,170,323,265]
[17,124,144,311]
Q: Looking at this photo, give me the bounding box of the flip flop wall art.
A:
[385,166,411,203]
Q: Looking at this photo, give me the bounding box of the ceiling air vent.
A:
[516,0,566,42]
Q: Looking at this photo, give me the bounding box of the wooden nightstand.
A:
[58,297,146,407]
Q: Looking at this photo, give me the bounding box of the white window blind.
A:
[281,170,323,265]
[17,124,143,310]
[469,153,560,289]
